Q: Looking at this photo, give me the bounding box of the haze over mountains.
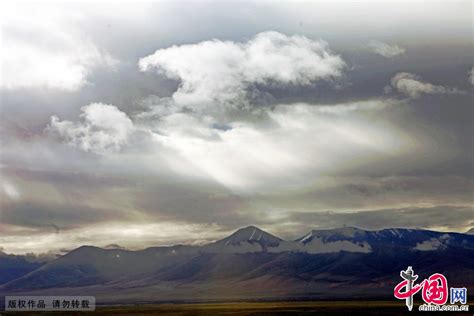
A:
[1,226,473,304]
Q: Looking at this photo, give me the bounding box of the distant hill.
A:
[1,226,473,303]
[0,252,49,284]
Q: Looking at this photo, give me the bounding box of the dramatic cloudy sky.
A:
[0,0,473,254]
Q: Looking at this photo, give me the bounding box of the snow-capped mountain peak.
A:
[296,227,366,243]
[294,227,371,254]
[223,226,281,244]
[202,226,282,253]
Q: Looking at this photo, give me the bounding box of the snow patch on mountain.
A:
[299,232,313,243]
[297,227,366,242]
[414,238,447,251]
[203,226,282,253]
[268,238,371,254]
[300,238,371,254]
[206,241,264,253]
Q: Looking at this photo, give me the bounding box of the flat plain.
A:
[3,301,472,316]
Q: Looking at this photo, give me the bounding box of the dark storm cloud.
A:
[2,167,133,188]
[0,200,118,231]
[131,181,248,225]
[288,205,474,232]
[255,175,473,210]
[0,166,255,233]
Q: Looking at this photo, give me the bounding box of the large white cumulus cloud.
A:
[139,32,346,109]
[49,103,133,153]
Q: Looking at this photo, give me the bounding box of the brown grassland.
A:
[3,301,471,316]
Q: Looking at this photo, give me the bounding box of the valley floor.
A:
[3,301,472,316]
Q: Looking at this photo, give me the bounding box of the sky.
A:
[0,0,473,254]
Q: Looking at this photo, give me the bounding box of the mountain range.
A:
[1,226,473,304]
